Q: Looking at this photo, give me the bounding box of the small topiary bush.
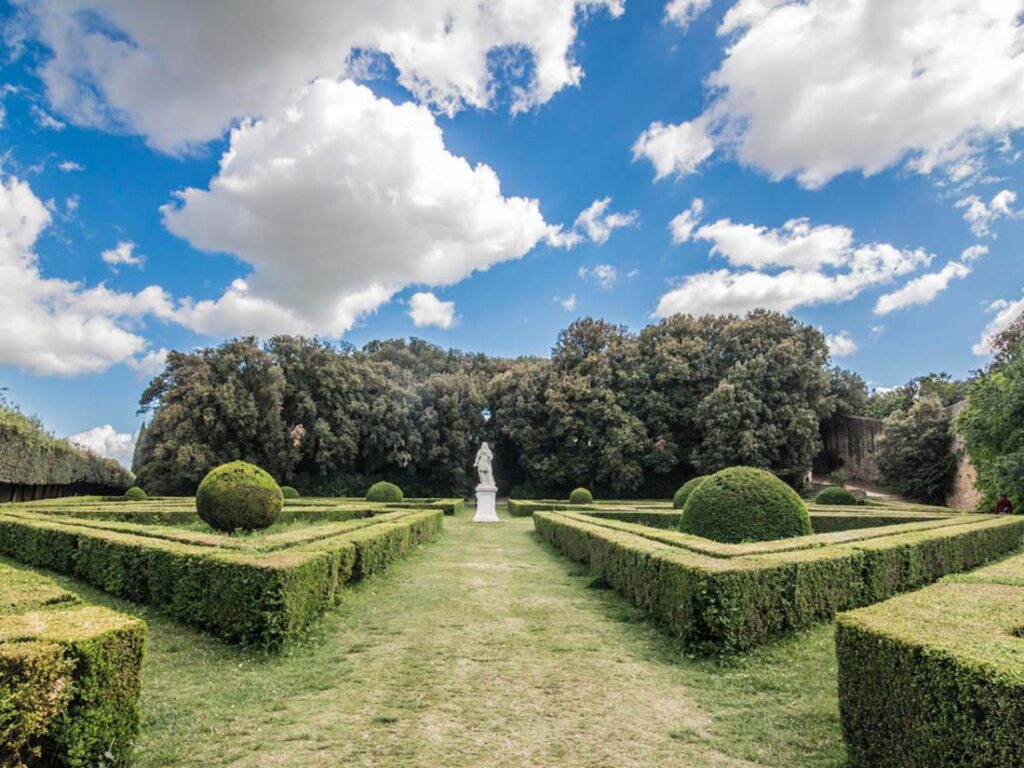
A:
[673,476,708,509]
[281,486,300,499]
[195,461,283,532]
[123,486,147,501]
[366,481,403,503]
[815,486,858,505]
[569,487,593,505]
[680,466,811,543]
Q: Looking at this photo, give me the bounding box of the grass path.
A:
[28,512,847,767]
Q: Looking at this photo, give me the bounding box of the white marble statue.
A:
[474,442,495,487]
[473,441,499,522]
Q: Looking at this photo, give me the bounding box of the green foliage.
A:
[877,396,956,503]
[837,553,1024,767]
[957,351,1024,510]
[814,486,858,505]
[0,403,132,491]
[366,481,404,503]
[865,372,970,419]
[680,467,811,543]
[0,562,144,767]
[0,506,442,649]
[569,487,593,504]
[672,476,707,509]
[124,486,147,501]
[535,508,1024,653]
[281,485,300,499]
[828,367,869,416]
[196,461,284,532]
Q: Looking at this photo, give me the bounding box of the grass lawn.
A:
[9,509,846,767]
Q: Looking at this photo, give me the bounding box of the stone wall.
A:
[814,414,884,483]
[945,401,984,511]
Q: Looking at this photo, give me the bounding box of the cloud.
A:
[956,189,1020,237]
[974,294,1024,356]
[57,160,84,172]
[128,347,169,378]
[636,0,1024,188]
[101,240,144,269]
[665,0,713,29]
[826,331,858,357]
[557,293,577,311]
[874,244,985,315]
[654,215,932,318]
[669,198,704,243]
[67,424,135,467]
[30,104,64,130]
[163,79,553,337]
[546,197,638,247]
[579,263,618,289]
[16,0,623,152]
[408,291,456,328]
[0,174,174,375]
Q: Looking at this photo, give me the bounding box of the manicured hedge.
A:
[837,559,1024,768]
[814,486,859,505]
[673,476,707,509]
[0,507,442,650]
[535,509,1024,653]
[0,562,145,767]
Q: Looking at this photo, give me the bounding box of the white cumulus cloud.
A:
[68,424,135,467]
[974,294,1024,356]
[558,293,578,311]
[637,0,1024,188]
[547,197,638,247]
[665,0,713,29]
[579,263,618,289]
[15,0,623,152]
[956,189,1020,237]
[874,244,986,315]
[163,79,553,337]
[669,198,704,243]
[101,240,143,269]
[826,331,858,357]
[654,215,933,318]
[408,291,456,329]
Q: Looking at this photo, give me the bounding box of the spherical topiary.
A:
[680,466,811,544]
[195,461,283,532]
[281,486,300,500]
[672,476,708,510]
[366,481,404,503]
[124,486,147,501]
[815,486,859,506]
[569,487,593,505]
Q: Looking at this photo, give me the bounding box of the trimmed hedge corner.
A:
[0,562,145,768]
[569,488,593,505]
[681,466,811,543]
[815,486,858,506]
[366,481,403,503]
[673,476,707,510]
[837,552,1024,768]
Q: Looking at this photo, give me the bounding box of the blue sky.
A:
[0,0,1022,463]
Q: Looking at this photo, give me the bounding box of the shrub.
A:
[195,461,283,532]
[569,487,593,504]
[815,486,858,505]
[281,485,300,499]
[124,486,147,501]
[672,476,707,509]
[680,466,811,543]
[366,481,404,503]
[877,395,956,503]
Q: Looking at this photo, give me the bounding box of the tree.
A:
[876,396,956,503]
[828,367,868,416]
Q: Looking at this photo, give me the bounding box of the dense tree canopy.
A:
[876,396,957,504]
[134,311,837,497]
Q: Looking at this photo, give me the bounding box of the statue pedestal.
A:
[473,484,500,523]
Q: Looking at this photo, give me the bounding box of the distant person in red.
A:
[996,494,1013,515]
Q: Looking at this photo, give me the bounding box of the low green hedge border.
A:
[0,562,145,767]
[836,553,1024,768]
[0,508,442,651]
[534,510,1024,653]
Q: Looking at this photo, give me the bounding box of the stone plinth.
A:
[473,484,499,523]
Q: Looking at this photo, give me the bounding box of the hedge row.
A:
[0,406,132,490]
[0,508,442,650]
[0,562,145,767]
[534,510,1024,653]
[837,554,1024,767]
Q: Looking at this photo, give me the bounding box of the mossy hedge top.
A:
[196,461,283,532]
[680,466,811,543]
[366,481,403,502]
[815,486,858,505]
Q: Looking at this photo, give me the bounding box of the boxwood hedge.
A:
[837,553,1024,768]
[534,507,1024,653]
[0,562,145,767]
